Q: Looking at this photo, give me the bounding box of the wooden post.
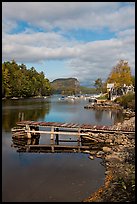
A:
[78,128,81,152]
[55,128,59,145]
[51,126,54,152]
[27,138,32,145]
[26,125,31,138]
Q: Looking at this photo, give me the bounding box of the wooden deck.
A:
[11,120,135,153]
[16,120,135,133]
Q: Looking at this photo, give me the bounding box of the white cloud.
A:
[66,34,135,82]
[2,28,135,82]
[2,2,135,84]
[2,2,135,32]
[2,31,81,62]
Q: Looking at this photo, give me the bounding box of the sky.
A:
[2,2,135,87]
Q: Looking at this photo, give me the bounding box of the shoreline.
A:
[83,115,135,202]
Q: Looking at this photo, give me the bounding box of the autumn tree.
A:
[107,60,133,88]
[131,75,135,87]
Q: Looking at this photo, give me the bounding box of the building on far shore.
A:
[107,83,134,101]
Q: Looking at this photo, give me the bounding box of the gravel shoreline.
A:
[83,115,135,202]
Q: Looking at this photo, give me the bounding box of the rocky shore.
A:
[84,100,122,110]
[83,115,135,202]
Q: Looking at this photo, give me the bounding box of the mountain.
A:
[51,78,80,95]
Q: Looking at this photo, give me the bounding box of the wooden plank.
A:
[25,130,89,136]
[26,144,90,149]
[16,121,135,133]
[71,124,79,128]
[66,123,75,128]
[24,129,135,136]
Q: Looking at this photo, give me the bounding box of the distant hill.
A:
[51,78,80,95]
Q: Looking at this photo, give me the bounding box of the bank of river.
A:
[83,115,135,202]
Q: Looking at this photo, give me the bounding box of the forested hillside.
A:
[51,78,80,95]
[2,60,51,98]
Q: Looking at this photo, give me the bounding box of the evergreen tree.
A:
[2,60,52,98]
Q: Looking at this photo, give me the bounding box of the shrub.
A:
[114,93,135,110]
[98,93,108,100]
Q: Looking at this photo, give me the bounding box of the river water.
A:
[2,95,124,202]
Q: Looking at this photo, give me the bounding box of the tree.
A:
[107,60,133,88]
[131,75,135,87]
[2,60,52,98]
[94,78,103,93]
[2,63,11,97]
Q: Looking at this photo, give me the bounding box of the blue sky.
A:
[2,2,135,86]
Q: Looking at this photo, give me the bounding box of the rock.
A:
[89,150,97,155]
[121,140,128,145]
[105,170,111,175]
[108,135,115,140]
[96,151,105,155]
[89,155,94,160]
[105,154,123,162]
[105,139,113,143]
[83,116,135,202]
[114,138,123,144]
[83,150,91,154]
[103,146,112,153]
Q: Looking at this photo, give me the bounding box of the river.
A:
[2,95,124,202]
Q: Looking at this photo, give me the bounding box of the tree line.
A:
[2,59,135,98]
[2,60,52,98]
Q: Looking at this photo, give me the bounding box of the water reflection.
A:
[2,97,124,132]
[95,110,103,122]
[3,96,124,202]
[2,98,51,131]
[11,130,103,154]
[94,109,124,123]
[11,134,40,152]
